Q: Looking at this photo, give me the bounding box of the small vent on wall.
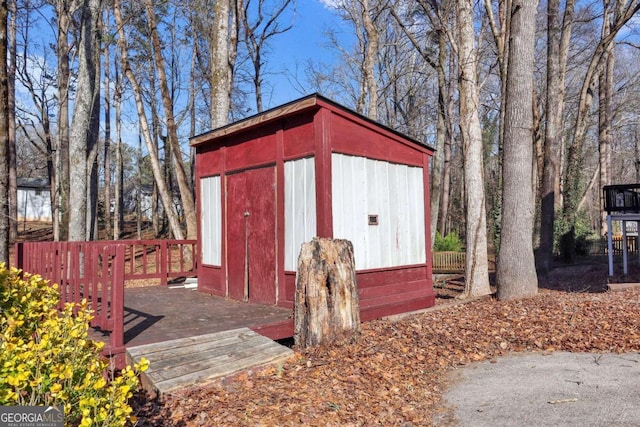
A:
[368,215,379,226]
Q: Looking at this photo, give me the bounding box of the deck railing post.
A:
[160,242,168,286]
[14,242,23,271]
[110,244,126,367]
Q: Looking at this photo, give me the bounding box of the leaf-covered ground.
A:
[132,266,640,426]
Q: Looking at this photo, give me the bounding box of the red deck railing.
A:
[14,240,197,367]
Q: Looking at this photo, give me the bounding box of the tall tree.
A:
[113,0,185,240]
[0,0,9,263]
[239,0,294,113]
[359,0,380,119]
[143,0,197,239]
[211,0,238,127]
[496,0,538,300]
[103,8,112,239]
[390,0,452,246]
[598,3,615,237]
[68,0,101,242]
[55,0,73,241]
[7,0,15,245]
[537,0,575,275]
[457,0,491,298]
[563,0,640,224]
[113,57,124,239]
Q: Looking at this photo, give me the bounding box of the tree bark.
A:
[144,0,197,239]
[391,1,450,246]
[239,0,293,113]
[361,0,379,120]
[0,0,9,264]
[294,238,360,349]
[496,0,539,300]
[56,0,72,241]
[7,0,15,246]
[103,16,112,239]
[537,0,575,275]
[114,0,185,240]
[210,0,238,127]
[456,0,491,298]
[68,0,101,242]
[598,6,615,237]
[113,58,124,239]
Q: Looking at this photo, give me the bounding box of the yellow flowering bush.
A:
[0,264,148,426]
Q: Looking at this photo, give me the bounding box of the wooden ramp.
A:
[126,328,294,396]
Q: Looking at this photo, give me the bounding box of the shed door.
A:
[226,166,276,304]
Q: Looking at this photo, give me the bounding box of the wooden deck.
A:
[88,285,294,396]
[90,285,294,348]
[127,328,294,396]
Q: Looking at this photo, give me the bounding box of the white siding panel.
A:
[285,157,317,271]
[200,176,221,265]
[378,161,393,267]
[366,160,381,267]
[354,156,368,269]
[409,167,426,262]
[18,188,52,221]
[332,153,426,270]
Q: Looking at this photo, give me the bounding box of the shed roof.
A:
[17,178,50,189]
[190,93,435,152]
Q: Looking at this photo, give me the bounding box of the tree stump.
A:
[294,237,360,348]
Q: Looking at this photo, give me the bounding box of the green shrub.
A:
[0,264,148,427]
[434,231,464,252]
[554,212,596,262]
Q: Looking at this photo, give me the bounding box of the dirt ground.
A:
[129,261,640,426]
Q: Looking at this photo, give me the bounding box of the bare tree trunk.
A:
[189,45,196,193]
[103,13,112,239]
[113,58,123,239]
[0,0,9,263]
[144,0,197,239]
[294,238,360,349]
[439,54,455,236]
[210,0,238,127]
[148,64,162,236]
[362,0,379,120]
[114,0,185,240]
[7,0,15,246]
[457,0,491,298]
[136,133,142,240]
[56,0,72,241]
[599,7,615,237]
[497,0,539,301]
[484,0,510,167]
[577,164,599,213]
[239,0,293,113]
[430,30,448,246]
[538,0,575,274]
[69,0,101,242]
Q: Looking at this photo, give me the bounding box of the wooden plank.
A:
[127,328,294,396]
[139,335,267,372]
[148,340,280,382]
[127,328,255,358]
[153,345,292,393]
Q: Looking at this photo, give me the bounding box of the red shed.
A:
[191,94,435,324]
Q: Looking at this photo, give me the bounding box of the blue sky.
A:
[261,0,349,108]
[13,1,352,153]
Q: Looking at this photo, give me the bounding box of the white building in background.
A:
[17,178,52,222]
